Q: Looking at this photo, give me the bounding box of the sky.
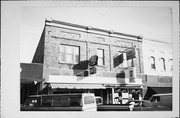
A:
[20,6,172,63]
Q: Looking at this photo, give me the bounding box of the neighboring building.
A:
[21,19,145,104]
[142,39,172,100]
[20,63,44,104]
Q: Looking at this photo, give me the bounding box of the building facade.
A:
[21,19,145,104]
[142,39,172,99]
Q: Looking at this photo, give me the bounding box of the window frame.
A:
[59,44,80,64]
[97,48,105,66]
[169,59,173,71]
[150,56,156,70]
[159,57,166,71]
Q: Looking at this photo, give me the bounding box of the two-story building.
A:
[21,19,145,104]
[142,39,172,99]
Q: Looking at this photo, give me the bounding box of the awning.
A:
[149,87,172,94]
[120,83,144,89]
[121,86,142,89]
[49,83,106,89]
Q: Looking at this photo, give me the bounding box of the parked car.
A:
[21,93,97,111]
[126,93,172,111]
[149,93,172,111]
[125,100,154,111]
[95,96,134,111]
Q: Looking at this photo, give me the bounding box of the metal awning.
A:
[49,83,106,89]
[148,87,172,94]
[120,83,144,89]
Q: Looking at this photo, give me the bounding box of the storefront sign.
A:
[48,74,125,84]
[147,75,172,87]
[158,77,172,83]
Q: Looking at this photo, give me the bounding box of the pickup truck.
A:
[95,97,134,111]
[21,93,97,111]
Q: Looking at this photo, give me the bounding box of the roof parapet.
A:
[45,18,143,41]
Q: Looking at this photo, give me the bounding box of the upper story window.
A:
[150,56,156,70]
[97,49,104,66]
[169,59,173,71]
[159,58,166,71]
[59,44,80,64]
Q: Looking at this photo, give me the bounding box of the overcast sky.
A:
[20,6,172,63]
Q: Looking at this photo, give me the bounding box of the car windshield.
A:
[84,96,95,104]
[150,96,160,103]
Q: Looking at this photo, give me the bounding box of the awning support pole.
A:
[112,88,115,104]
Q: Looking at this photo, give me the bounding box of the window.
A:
[169,59,173,71]
[59,44,80,64]
[84,96,95,104]
[97,49,104,66]
[160,58,166,71]
[150,56,156,70]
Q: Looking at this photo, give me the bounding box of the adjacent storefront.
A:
[144,75,172,100]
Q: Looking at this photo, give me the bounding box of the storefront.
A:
[143,75,172,100]
[41,69,144,104]
[111,80,144,104]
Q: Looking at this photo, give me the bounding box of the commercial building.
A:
[142,39,172,99]
[21,19,145,104]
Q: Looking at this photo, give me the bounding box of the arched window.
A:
[160,58,166,71]
[169,59,173,71]
[150,56,156,70]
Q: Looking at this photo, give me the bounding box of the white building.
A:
[142,39,172,99]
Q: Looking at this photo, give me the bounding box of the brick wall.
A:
[42,25,143,76]
[32,28,45,63]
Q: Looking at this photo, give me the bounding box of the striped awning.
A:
[120,83,144,89]
[49,83,106,89]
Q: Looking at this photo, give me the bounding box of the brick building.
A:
[21,19,145,104]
